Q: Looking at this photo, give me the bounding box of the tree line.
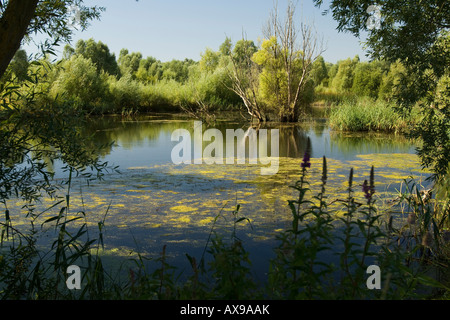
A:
[3,37,419,121]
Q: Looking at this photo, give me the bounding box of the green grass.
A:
[328,96,416,133]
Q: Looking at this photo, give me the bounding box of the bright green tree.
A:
[74,38,120,76]
[351,61,383,98]
[331,56,359,92]
[161,59,196,83]
[118,49,142,79]
[253,1,324,122]
[51,55,108,109]
[219,37,233,56]
[310,56,328,87]
[199,48,220,73]
[135,56,162,83]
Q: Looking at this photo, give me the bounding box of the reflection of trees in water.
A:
[0,107,113,204]
[84,115,192,152]
[82,116,416,165]
[329,131,415,156]
[276,125,310,158]
[84,116,316,161]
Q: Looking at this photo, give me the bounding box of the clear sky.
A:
[25,0,370,64]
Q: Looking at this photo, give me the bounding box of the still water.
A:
[20,113,432,278]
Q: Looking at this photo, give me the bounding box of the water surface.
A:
[11,113,431,278]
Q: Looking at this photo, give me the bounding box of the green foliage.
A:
[107,74,143,112]
[253,36,314,121]
[414,72,450,179]
[232,39,258,65]
[0,55,117,299]
[73,38,120,76]
[351,61,383,99]
[328,96,414,133]
[331,56,358,92]
[8,49,29,82]
[219,37,232,57]
[199,48,220,73]
[118,49,142,79]
[378,60,409,102]
[312,0,450,179]
[313,0,448,75]
[310,56,328,87]
[50,55,109,111]
[6,1,104,58]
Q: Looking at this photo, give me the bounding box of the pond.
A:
[10,111,432,281]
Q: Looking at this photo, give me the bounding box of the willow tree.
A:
[255,1,325,122]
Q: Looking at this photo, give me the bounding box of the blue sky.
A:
[26,0,370,64]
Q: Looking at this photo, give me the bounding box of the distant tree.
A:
[62,44,76,60]
[136,56,160,83]
[232,39,258,64]
[352,61,383,98]
[0,48,30,84]
[10,49,29,81]
[118,49,142,79]
[74,38,120,76]
[219,37,233,56]
[199,48,220,73]
[310,56,328,86]
[325,62,338,88]
[331,57,358,92]
[161,59,195,83]
[51,55,108,108]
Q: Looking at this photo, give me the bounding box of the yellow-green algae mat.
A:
[6,153,431,253]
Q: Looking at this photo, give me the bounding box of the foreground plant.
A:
[268,147,449,299]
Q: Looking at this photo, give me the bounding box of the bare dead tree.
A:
[263,0,326,122]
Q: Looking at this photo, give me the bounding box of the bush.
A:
[50,55,109,111]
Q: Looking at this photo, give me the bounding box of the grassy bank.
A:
[327,97,418,133]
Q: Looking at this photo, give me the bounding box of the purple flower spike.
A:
[362,180,374,201]
[301,151,311,169]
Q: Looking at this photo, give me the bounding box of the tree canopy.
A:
[314,0,450,179]
[0,0,103,79]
